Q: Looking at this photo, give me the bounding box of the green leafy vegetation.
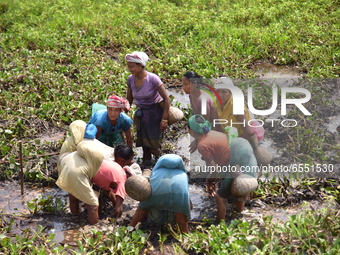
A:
[170,204,340,254]
[26,195,67,214]
[0,224,148,254]
[0,0,339,253]
[1,205,338,254]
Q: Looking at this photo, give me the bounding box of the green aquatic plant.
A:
[0,225,63,255]
[26,195,67,214]
[75,226,149,254]
[1,0,339,178]
[169,205,340,254]
[0,0,339,253]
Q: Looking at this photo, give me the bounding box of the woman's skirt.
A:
[134,103,163,149]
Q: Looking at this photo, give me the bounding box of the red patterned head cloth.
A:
[106,95,130,111]
[125,51,149,66]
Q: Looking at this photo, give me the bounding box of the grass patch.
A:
[0,0,339,253]
[1,205,339,254]
[170,204,340,254]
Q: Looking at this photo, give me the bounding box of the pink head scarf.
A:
[106,95,130,111]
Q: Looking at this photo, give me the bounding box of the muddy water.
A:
[0,181,75,244]
[243,199,333,224]
[1,67,339,246]
[40,132,65,143]
[168,88,190,108]
[254,64,340,176]
[326,116,340,133]
[253,62,302,87]
[0,181,334,245]
[0,180,212,243]
[0,181,66,215]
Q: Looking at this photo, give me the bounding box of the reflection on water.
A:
[175,134,190,166]
[0,181,68,214]
[0,181,78,244]
[253,62,301,87]
[3,66,337,246]
[326,116,340,133]
[0,177,336,244]
[246,200,332,224]
[259,137,282,158]
[40,132,65,143]
[168,88,190,108]
[189,184,216,221]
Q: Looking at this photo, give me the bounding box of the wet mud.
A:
[0,64,339,251]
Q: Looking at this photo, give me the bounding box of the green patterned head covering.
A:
[188,115,211,134]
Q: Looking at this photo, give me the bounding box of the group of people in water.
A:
[56,51,264,233]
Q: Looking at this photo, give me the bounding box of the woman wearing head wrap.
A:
[56,142,135,224]
[89,95,133,148]
[125,51,170,167]
[212,77,265,142]
[188,115,230,197]
[188,115,258,221]
[59,120,87,156]
[215,137,258,222]
[128,154,191,233]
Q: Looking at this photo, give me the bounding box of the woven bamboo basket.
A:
[248,133,258,148]
[125,169,152,201]
[254,146,272,166]
[168,106,184,125]
[231,174,258,197]
[142,168,152,179]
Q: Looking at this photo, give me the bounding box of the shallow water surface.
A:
[0,180,333,245]
[2,66,338,247]
[326,116,340,133]
[253,62,302,87]
[168,88,190,108]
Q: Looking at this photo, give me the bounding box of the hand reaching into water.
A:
[189,139,198,153]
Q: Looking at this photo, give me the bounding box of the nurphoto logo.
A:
[199,77,312,128]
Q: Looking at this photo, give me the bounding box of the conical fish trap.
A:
[142,168,152,179]
[231,174,258,197]
[125,175,151,201]
[168,106,184,125]
[248,133,258,148]
[254,146,272,166]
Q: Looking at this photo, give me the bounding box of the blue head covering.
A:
[84,124,98,139]
[139,154,190,220]
[153,154,186,173]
